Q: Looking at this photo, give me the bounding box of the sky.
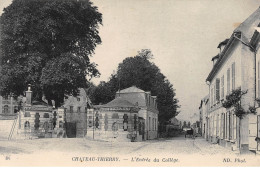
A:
[1,0,260,122]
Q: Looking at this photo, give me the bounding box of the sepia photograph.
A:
[0,0,260,167]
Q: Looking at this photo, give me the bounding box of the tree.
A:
[0,0,102,107]
[88,49,180,124]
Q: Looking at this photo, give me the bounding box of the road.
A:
[0,135,241,156]
[1,135,259,166]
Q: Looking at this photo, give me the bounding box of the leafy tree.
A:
[0,0,102,107]
[88,49,180,124]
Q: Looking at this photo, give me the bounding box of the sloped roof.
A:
[101,97,136,108]
[206,7,260,82]
[32,100,49,107]
[234,7,260,43]
[116,86,145,94]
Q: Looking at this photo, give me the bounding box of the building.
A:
[115,86,159,140]
[63,88,91,138]
[199,95,209,139]
[169,117,181,130]
[86,86,159,141]
[205,7,260,152]
[86,96,142,142]
[13,86,66,139]
[0,95,19,118]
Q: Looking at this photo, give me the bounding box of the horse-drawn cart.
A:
[185,129,194,138]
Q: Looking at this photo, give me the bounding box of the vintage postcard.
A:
[0,0,260,167]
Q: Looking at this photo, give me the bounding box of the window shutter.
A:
[221,75,224,99]
[216,78,220,102]
[227,68,230,93]
[232,62,235,90]
[258,61,260,98]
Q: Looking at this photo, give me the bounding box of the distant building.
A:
[115,86,159,140]
[86,97,142,142]
[0,95,18,119]
[199,95,209,139]
[169,117,181,129]
[63,88,91,138]
[15,86,66,139]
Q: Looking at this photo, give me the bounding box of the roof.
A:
[206,36,237,82]
[100,97,136,108]
[234,7,260,43]
[217,39,229,48]
[206,7,260,82]
[116,86,145,94]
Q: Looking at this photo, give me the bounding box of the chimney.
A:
[51,100,55,108]
[211,54,219,66]
[26,84,32,105]
[217,39,229,53]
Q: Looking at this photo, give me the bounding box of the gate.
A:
[66,122,77,138]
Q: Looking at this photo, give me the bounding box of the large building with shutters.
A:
[205,7,260,152]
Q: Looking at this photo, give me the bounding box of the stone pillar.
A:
[26,85,32,106]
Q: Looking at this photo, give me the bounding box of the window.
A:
[43,113,49,118]
[112,113,119,119]
[227,68,230,93]
[213,85,216,104]
[230,112,233,140]
[3,105,8,114]
[85,107,88,113]
[24,112,31,117]
[227,111,230,139]
[233,114,237,140]
[112,122,118,131]
[88,121,93,127]
[231,62,235,90]
[258,61,260,97]
[216,78,220,102]
[220,113,224,139]
[70,106,73,113]
[77,107,81,113]
[216,114,219,136]
[154,119,157,130]
[77,97,80,101]
[24,121,30,129]
[59,121,63,128]
[152,118,154,130]
[149,117,151,131]
[221,75,224,99]
[223,113,226,139]
[211,88,213,106]
[14,106,18,113]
